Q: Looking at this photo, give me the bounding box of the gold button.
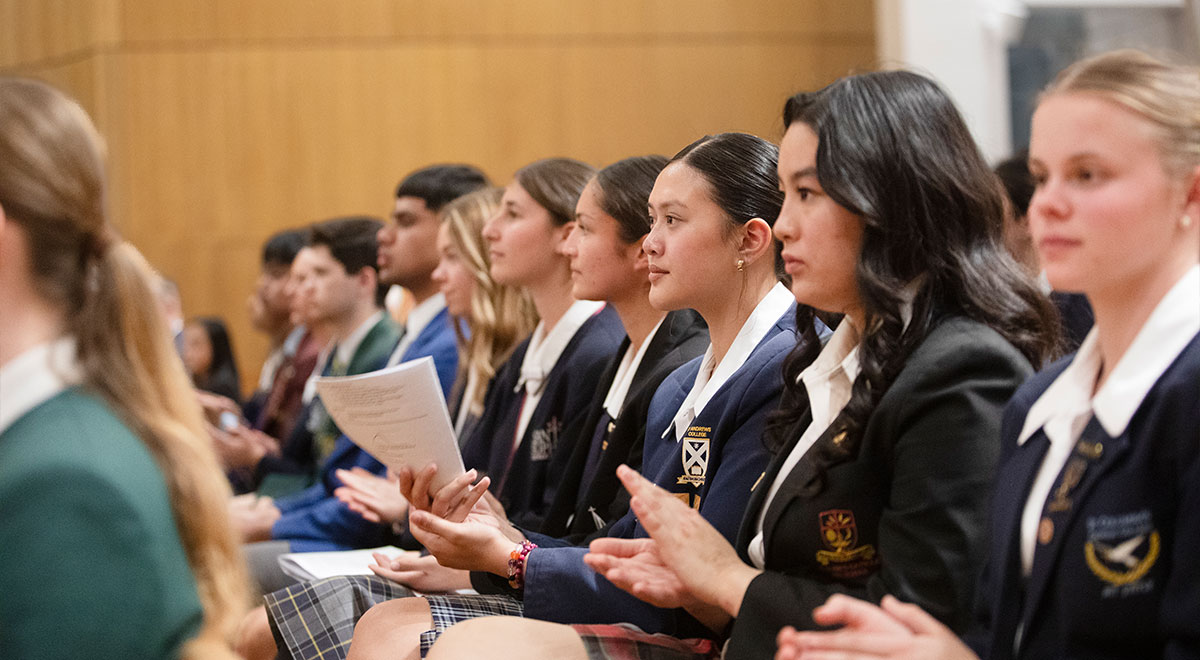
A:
[607,421,616,433]
[1038,518,1054,544]
[601,440,608,451]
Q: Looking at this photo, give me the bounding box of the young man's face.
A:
[293,244,360,327]
[376,196,441,288]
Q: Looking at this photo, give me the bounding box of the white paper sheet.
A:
[315,356,465,491]
[277,546,409,581]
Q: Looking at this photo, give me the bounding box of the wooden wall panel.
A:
[4,0,876,393]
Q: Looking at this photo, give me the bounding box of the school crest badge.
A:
[529,417,560,462]
[1084,510,1160,597]
[676,426,711,487]
[815,509,878,578]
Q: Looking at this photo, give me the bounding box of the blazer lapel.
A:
[734,408,812,561]
[1018,417,1129,647]
[986,431,1051,659]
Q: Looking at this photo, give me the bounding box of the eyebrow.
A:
[783,166,818,181]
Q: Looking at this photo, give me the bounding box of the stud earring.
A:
[1182,214,1194,229]
[736,258,745,272]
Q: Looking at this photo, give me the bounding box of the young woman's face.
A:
[561,180,645,302]
[431,223,477,319]
[642,162,740,313]
[773,122,864,318]
[181,323,213,377]
[1029,92,1197,297]
[481,181,568,287]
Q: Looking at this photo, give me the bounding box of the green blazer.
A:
[0,388,203,659]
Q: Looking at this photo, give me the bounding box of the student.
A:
[184,316,243,403]
[235,216,402,590]
[244,227,317,443]
[0,77,249,659]
[427,69,1058,660]
[776,49,1200,660]
[347,133,809,659]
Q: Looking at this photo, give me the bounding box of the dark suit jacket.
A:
[460,305,626,531]
[974,332,1200,660]
[539,309,709,542]
[518,305,799,637]
[726,317,1034,658]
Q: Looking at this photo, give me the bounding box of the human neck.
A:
[402,277,439,306]
[1089,257,1196,391]
[698,271,776,366]
[329,300,379,343]
[0,291,66,367]
[608,283,664,350]
[526,264,576,333]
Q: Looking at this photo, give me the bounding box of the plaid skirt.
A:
[265,574,415,660]
[419,593,525,656]
[572,624,720,660]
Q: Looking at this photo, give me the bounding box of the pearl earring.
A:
[1182,214,1194,229]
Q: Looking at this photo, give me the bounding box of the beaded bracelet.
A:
[507,540,537,590]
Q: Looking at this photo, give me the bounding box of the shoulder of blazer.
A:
[883,316,1031,399]
[349,315,402,373]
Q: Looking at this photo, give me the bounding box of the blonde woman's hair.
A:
[0,77,249,659]
[1044,49,1200,177]
[440,188,538,415]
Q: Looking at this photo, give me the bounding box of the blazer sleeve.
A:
[271,439,390,551]
[730,333,1030,653]
[520,361,778,636]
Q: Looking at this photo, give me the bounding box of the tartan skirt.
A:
[418,593,525,656]
[572,624,720,660]
[265,574,415,660]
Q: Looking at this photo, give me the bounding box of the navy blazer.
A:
[726,317,1034,658]
[518,305,799,637]
[272,308,459,552]
[974,332,1200,660]
[539,309,709,543]
[460,305,625,531]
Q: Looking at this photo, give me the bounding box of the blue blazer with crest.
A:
[973,332,1200,660]
[518,304,802,637]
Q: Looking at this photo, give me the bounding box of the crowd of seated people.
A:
[0,48,1196,660]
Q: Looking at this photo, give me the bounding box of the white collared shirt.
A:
[512,300,606,446]
[1017,265,1199,576]
[0,337,83,435]
[602,317,666,420]
[747,319,861,568]
[667,283,793,442]
[388,293,447,367]
[302,310,386,403]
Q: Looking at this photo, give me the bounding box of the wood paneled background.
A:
[2,0,876,392]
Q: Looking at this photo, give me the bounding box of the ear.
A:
[356,266,378,292]
[628,236,650,274]
[554,221,576,252]
[738,217,775,265]
[1184,163,1200,219]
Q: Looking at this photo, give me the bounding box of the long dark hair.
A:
[767,71,1059,490]
[191,316,241,402]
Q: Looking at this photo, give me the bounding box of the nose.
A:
[643,221,663,257]
[482,212,501,243]
[561,225,580,258]
[773,200,799,244]
[1028,176,1070,225]
[377,225,394,244]
[432,262,446,284]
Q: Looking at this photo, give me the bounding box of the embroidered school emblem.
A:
[676,426,711,487]
[1084,510,1160,597]
[529,417,561,462]
[815,510,877,578]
